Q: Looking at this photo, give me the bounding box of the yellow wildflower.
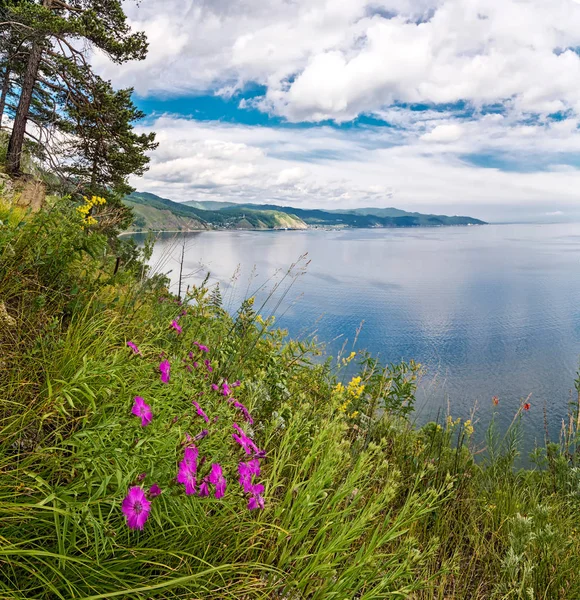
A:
[333,382,345,395]
[342,351,357,365]
[346,376,365,399]
[464,420,474,436]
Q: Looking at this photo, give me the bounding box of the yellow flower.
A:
[333,382,345,395]
[342,351,357,365]
[464,420,474,436]
[347,376,364,399]
[338,400,350,413]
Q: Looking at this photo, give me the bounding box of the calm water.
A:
[137,224,580,449]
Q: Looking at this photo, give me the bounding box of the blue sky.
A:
[93,0,580,222]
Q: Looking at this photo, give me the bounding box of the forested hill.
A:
[125,191,486,231]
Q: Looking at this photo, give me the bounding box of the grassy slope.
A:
[1,191,580,599]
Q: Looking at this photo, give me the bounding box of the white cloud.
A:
[100,0,580,124]
[132,115,580,222]
[87,0,580,220]
[421,124,463,143]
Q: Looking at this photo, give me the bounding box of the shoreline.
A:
[119,223,488,236]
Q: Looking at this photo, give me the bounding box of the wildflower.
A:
[523,402,531,411]
[185,364,192,372]
[211,383,219,392]
[204,359,213,372]
[233,400,253,424]
[193,361,199,368]
[208,463,227,499]
[238,459,261,493]
[159,360,171,384]
[188,351,194,360]
[192,400,210,423]
[464,419,474,435]
[195,342,209,353]
[347,376,365,399]
[182,446,199,470]
[333,382,345,395]
[222,381,232,397]
[232,380,241,388]
[177,447,199,495]
[127,341,140,354]
[493,396,499,406]
[180,310,187,316]
[248,494,265,511]
[149,484,162,498]
[198,480,210,497]
[232,423,261,456]
[171,320,182,334]
[121,486,151,530]
[193,429,209,442]
[137,472,146,482]
[131,396,152,427]
[177,467,197,495]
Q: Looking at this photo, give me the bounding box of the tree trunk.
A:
[6,39,43,175]
[0,65,11,125]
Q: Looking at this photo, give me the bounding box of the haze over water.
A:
[140,223,580,450]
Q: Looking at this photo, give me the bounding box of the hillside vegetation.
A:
[126,192,307,231]
[125,191,486,232]
[2,187,580,600]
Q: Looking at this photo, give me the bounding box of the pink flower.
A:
[222,381,232,397]
[177,446,199,493]
[233,400,253,425]
[232,423,262,456]
[193,429,209,442]
[159,360,170,384]
[194,342,209,353]
[177,465,197,495]
[211,383,219,392]
[131,396,152,427]
[121,486,151,530]
[137,472,146,482]
[238,459,261,493]
[127,341,140,354]
[204,359,213,372]
[171,320,182,334]
[193,361,199,368]
[232,380,241,387]
[182,446,199,470]
[208,463,227,499]
[248,494,265,511]
[198,480,210,497]
[192,400,210,423]
[149,484,162,498]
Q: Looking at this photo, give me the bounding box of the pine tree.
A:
[61,78,157,197]
[3,0,148,175]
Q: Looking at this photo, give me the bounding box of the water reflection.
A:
[132,224,580,451]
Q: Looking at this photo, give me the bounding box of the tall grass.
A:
[2,194,580,598]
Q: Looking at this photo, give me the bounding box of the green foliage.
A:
[1,196,579,599]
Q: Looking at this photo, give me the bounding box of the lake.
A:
[136,223,580,451]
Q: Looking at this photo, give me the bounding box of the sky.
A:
[94,0,580,222]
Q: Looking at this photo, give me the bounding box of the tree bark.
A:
[0,65,11,125]
[6,38,43,174]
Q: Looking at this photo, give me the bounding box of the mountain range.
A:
[124,191,486,232]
